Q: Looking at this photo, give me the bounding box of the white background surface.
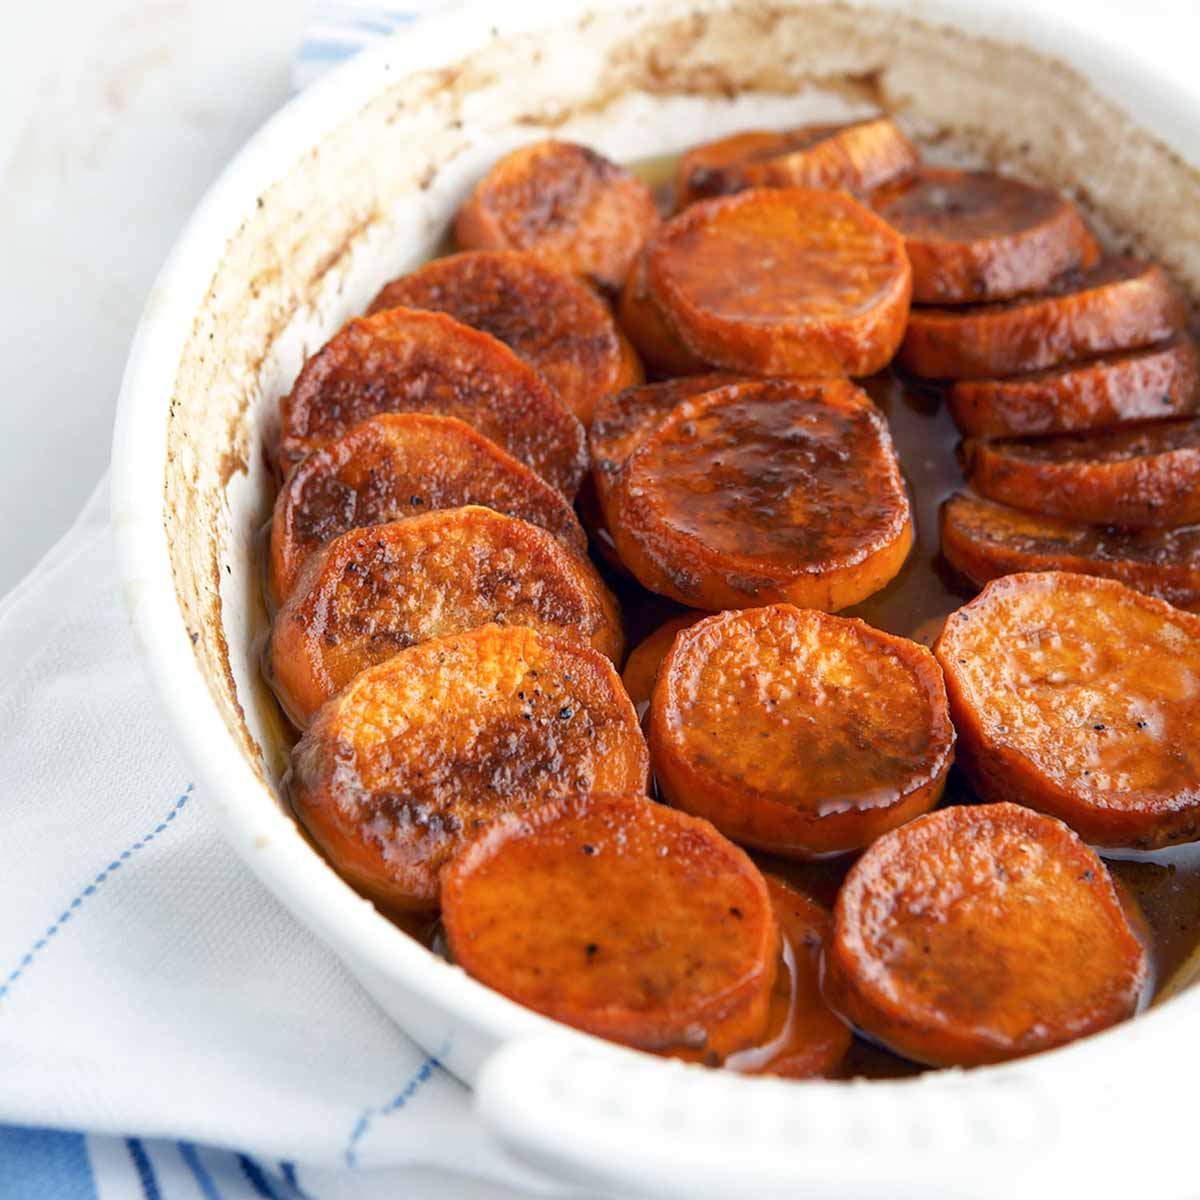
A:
[0,3,1197,1197]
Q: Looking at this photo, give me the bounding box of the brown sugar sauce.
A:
[264,151,1200,1081]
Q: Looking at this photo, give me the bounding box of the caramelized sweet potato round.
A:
[899,257,1186,379]
[267,507,625,727]
[934,572,1200,848]
[645,188,912,376]
[649,605,954,857]
[453,140,661,293]
[608,379,913,610]
[366,250,642,425]
[267,413,586,608]
[277,306,587,494]
[589,373,742,521]
[725,876,852,1079]
[941,491,1200,609]
[948,335,1199,438]
[289,625,649,911]
[823,802,1149,1067]
[676,118,918,209]
[617,248,710,376]
[963,417,1200,528]
[620,612,704,716]
[871,167,1099,303]
[442,793,778,1060]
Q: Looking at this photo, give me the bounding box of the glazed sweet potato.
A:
[725,876,852,1079]
[941,491,1200,609]
[963,417,1200,528]
[948,335,1200,438]
[676,118,917,209]
[277,306,587,494]
[589,373,742,521]
[267,413,586,608]
[442,793,778,1060]
[899,257,1186,379]
[648,605,954,857]
[934,571,1200,848]
[453,140,661,293]
[608,379,913,610]
[618,248,710,376]
[823,802,1149,1067]
[620,612,704,715]
[871,167,1099,303]
[267,507,625,727]
[644,188,912,376]
[367,250,642,425]
[289,625,649,911]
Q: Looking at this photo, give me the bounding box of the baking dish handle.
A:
[473,1032,1065,1200]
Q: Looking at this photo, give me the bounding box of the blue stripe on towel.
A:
[343,1054,439,1167]
[0,786,194,1002]
[0,1126,97,1199]
[124,1138,162,1200]
[179,1141,223,1200]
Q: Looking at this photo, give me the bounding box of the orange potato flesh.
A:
[940,491,1200,610]
[589,373,744,521]
[934,571,1200,848]
[948,335,1199,438]
[676,118,918,209]
[608,378,913,611]
[267,413,587,608]
[649,605,954,858]
[871,167,1099,303]
[724,876,852,1079]
[963,417,1200,529]
[453,140,661,293]
[267,507,625,727]
[645,187,912,376]
[620,613,705,717]
[823,802,1149,1067]
[618,248,711,376]
[277,306,587,494]
[289,625,649,911]
[899,257,1187,379]
[367,250,642,426]
[441,793,778,1060]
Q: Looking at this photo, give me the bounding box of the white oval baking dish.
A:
[112,2,1200,1195]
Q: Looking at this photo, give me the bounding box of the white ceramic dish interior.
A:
[112,2,1200,1196]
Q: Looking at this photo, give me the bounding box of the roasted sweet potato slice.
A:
[617,248,711,376]
[948,335,1200,437]
[621,613,704,716]
[871,167,1099,303]
[277,306,587,493]
[267,413,586,608]
[941,491,1200,609]
[267,507,625,727]
[649,605,953,857]
[366,250,642,426]
[644,188,912,376]
[934,571,1200,848]
[589,373,742,521]
[963,417,1200,528]
[442,793,777,1060]
[823,802,1149,1067]
[453,140,661,293]
[676,118,918,209]
[899,257,1186,379]
[608,379,913,610]
[290,625,649,911]
[725,876,852,1078]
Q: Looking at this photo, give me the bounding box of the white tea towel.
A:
[0,478,588,1197]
